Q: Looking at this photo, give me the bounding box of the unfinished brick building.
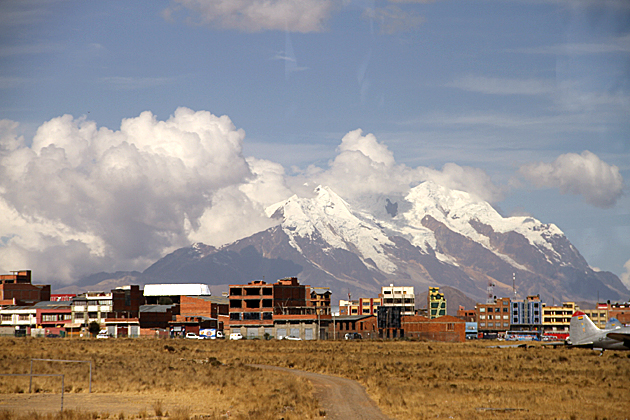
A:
[228,277,331,340]
[0,270,50,306]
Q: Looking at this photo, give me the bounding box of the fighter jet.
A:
[568,311,630,353]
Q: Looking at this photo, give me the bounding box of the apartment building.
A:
[228,277,331,340]
[541,301,576,338]
[580,303,610,329]
[0,306,37,336]
[475,297,511,334]
[428,287,447,319]
[511,295,542,332]
[381,285,415,315]
[71,285,142,326]
[0,270,50,306]
[339,297,381,316]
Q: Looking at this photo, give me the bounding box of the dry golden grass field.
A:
[0,337,629,420]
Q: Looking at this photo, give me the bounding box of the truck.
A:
[199,329,224,340]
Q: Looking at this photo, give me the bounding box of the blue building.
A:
[511,295,542,332]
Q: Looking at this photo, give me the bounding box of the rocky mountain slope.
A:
[74,182,629,304]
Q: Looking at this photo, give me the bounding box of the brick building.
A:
[331,315,378,339]
[71,285,143,328]
[401,315,466,342]
[0,270,50,306]
[339,297,382,316]
[475,297,511,335]
[228,277,331,340]
[609,302,630,325]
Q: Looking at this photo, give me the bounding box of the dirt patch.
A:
[251,364,391,420]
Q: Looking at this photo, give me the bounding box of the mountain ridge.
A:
[67,182,628,304]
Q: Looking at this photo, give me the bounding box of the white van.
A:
[229,332,243,340]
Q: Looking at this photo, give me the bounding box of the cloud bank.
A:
[519,151,624,208]
[0,108,270,283]
[0,110,525,286]
[165,0,336,33]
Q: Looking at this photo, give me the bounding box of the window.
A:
[495,308,501,312]
[243,312,260,320]
[262,312,273,320]
[503,307,508,312]
[43,315,57,322]
[488,315,493,320]
[262,299,273,308]
[230,313,242,321]
[230,288,242,296]
[488,322,493,327]
[18,315,30,321]
[480,308,485,312]
[503,315,509,320]
[363,309,370,314]
[503,322,509,327]
[480,322,485,327]
[230,300,242,308]
[363,301,370,306]
[75,312,84,319]
[245,300,260,309]
[447,323,454,331]
[1,315,11,321]
[262,288,273,296]
[480,315,485,320]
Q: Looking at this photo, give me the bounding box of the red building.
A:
[0,270,50,306]
[331,315,378,339]
[228,277,331,340]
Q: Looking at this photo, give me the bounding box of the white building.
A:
[381,284,415,315]
[71,291,114,325]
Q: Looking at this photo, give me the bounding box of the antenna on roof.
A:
[512,273,516,298]
[486,280,495,304]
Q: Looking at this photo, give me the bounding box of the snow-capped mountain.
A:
[86,182,628,303]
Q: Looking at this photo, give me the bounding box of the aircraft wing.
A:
[606,332,630,342]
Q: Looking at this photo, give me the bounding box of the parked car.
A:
[185,332,201,339]
[285,335,302,341]
[344,333,362,340]
[229,332,243,340]
[216,331,225,339]
[97,330,109,339]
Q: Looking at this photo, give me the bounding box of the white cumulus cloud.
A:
[0,108,258,283]
[519,151,624,208]
[166,0,336,33]
[296,128,504,204]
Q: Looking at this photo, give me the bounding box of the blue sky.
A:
[0,0,629,289]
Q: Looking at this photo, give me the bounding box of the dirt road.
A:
[0,366,392,419]
[251,364,392,420]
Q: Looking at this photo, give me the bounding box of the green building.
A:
[428,287,447,319]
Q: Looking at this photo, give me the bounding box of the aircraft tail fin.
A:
[605,317,621,329]
[569,311,600,345]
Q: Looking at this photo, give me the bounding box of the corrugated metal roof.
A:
[144,283,211,296]
[33,301,72,309]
